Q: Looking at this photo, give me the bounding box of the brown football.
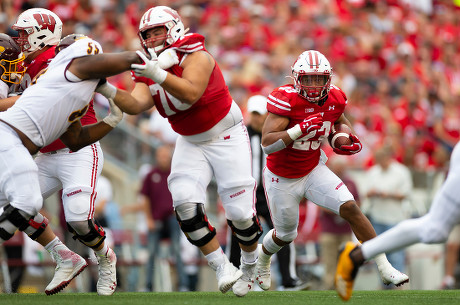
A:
[328,124,352,149]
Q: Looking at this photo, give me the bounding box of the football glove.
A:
[131,49,167,84]
[300,113,323,134]
[333,134,362,155]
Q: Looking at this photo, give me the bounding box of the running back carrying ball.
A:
[328,123,352,149]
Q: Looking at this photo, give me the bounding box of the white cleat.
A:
[379,264,409,286]
[255,257,271,290]
[45,246,88,295]
[216,261,243,293]
[232,259,256,297]
[96,247,117,295]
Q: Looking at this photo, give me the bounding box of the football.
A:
[328,124,352,149]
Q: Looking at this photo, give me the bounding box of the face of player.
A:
[300,74,328,87]
[144,27,168,50]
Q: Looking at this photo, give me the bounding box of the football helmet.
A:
[0,33,25,84]
[291,50,332,106]
[12,8,63,56]
[55,34,88,55]
[138,6,187,53]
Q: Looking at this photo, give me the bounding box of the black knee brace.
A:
[0,204,48,241]
[227,215,263,246]
[175,204,216,247]
[67,219,106,249]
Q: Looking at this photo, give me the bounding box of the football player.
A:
[0,30,143,296]
[254,50,409,294]
[0,33,24,99]
[99,5,261,296]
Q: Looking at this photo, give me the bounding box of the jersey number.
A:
[68,105,88,122]
[87,42,100,55]
[292,121,332,151]
[150,84,191,115]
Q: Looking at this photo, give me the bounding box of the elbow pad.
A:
[261,139,286,155]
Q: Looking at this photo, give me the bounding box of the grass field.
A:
[1,290,459,305]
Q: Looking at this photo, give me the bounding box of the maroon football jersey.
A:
[266,84,347,178]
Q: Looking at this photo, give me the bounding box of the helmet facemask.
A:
[291,50,332,107]
[0,33,25,84]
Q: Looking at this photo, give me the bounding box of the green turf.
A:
[0,290,459,305]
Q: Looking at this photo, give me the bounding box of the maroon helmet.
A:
[0,33,25,84]
[55,33,88,55]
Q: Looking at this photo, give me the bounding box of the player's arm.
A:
[132,49,213,105]
[60,98,123,151]
[334,113,355,132]
[69,51,143,80]
[114,82,156,115]
[0,95,20,111]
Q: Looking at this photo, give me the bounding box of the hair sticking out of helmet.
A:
[55,34,88,55]
[0,33,25,84]
[138,6,188,54]
[291,50,332,107]
[12,8,63,56]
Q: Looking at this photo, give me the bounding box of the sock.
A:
[205,247,227,271]
[262,229,284,254]
[95,243,109,256]
[44,237,62,252]
[241,248,258,264]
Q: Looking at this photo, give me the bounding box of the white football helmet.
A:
[291,50,332,106]
[138,6,186,53]
[12,8,63,56]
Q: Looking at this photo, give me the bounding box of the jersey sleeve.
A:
[267,86,293,116]
[330,84,348,113]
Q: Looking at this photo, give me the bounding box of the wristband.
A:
[96,82,117,99]
[287,124,302,140]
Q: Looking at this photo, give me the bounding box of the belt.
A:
[43,148,72,155]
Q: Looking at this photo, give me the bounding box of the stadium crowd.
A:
[2,0,459,171]
[1,0,460,292]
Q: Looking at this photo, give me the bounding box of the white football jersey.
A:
[0,37,102,147]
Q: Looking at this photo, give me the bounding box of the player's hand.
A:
[299,113,323,134]
[102,98,123,128]
[158,49,179,69]
[333,134,362,155]
[95,78,117,99]
[131,49,168,84]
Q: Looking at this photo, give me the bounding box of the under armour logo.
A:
[272,178,279,183]
[329,106,335,111]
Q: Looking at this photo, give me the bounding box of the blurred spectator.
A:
[122,145,187,291]
[318,155,359,290]
[365,145,413,288]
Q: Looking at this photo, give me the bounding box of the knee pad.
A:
[0,204,47,241]
[273,228,297,244]
[168,175,206,205]
[67,219,106,249]
[175,203,216,247]
[419,218,450,244]
[227,215,262,246]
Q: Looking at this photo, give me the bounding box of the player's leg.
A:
[169,136,242,294]
[304,161,407,300]
[35,152,88,295]
[208,122,262,296]
[0,125,43,241]
[256,168,303,291]
[59,143,116,295]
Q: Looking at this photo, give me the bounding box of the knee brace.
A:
[175,203,216,247]
[67,219,106,249]
[227,215,262,246]
[0,204,48,241]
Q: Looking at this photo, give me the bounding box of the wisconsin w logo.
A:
[33,13,56,32]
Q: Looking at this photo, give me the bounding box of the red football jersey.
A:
[20,46,97,153]
[132,33,232,136]
[266,84,347,178]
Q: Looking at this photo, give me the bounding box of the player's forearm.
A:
[61,122,113,151]
[160,73,205,105]
[0,96,20,111]
[261,131,292,154]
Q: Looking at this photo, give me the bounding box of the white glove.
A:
[102,98,123,128]
[95,79,117,99]
[131,49,168,84]
[158,49,179,69]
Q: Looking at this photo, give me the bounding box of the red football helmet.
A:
[0,33,25,84]
[291,50,332,106]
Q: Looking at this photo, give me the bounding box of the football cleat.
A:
[45,245,88,295]
[379,264,409,287]
[96,247,117,295]
[216,261,243,293]
[232,259,256,297]
[254,257,271,290]
[335,242,361,301]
